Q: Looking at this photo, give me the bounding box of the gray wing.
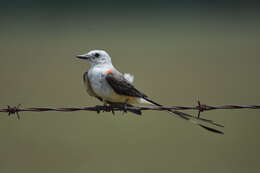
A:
[105,72,147,98]
[83,71,103,101]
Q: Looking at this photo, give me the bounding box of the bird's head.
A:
[76,50,112,66]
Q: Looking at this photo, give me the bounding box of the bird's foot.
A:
[110,106,115,115]
[95,105,103,114]
[122,104,128,114]
[95,105,115,114]
[103,104,115,115]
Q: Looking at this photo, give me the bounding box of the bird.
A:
[76,50,224,134]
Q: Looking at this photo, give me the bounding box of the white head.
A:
[76,50,112,66]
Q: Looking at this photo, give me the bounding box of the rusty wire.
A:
[1,101,260,120]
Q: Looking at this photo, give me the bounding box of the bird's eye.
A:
[94,53,100,58]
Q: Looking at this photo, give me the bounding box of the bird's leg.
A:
[95,105,103,114]
[103,102,109,112]
[107,101,142,115]
[103,101,115,115]
[122,99,129,114]
[109,104,115,115]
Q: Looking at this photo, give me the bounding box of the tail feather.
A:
[143,97,224,134]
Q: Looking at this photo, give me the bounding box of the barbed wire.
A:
[1,101,260,120]
[2,101,260,134]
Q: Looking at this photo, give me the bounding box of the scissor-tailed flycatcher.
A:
[76,50,223,134]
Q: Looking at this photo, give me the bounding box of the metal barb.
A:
[197,101,203,118]
[7,104,21,120]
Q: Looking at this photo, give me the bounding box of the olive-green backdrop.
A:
[0,2,260,173]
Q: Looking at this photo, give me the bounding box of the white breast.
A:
[88,66,114,99]
[87,65,138,103]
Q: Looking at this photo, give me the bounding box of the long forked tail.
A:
[143,97,224,134]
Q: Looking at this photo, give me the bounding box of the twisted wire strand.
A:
[1,102,259,135]
[1,103,260,115]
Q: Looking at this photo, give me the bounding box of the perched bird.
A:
[76,50,223,134]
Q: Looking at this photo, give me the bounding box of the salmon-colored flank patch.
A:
[126,96,135,103]
[106,69,113,73]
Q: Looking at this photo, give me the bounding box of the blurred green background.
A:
[0,1,260,173]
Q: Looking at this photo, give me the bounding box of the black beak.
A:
[76,55,90,60]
